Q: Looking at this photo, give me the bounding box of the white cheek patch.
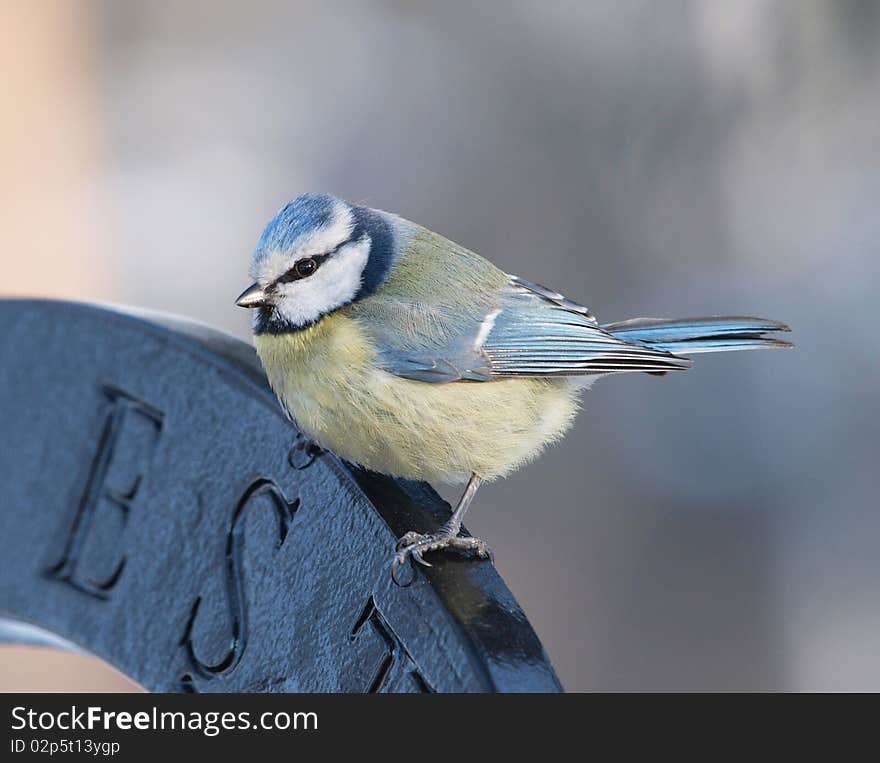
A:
[274,237,371,326]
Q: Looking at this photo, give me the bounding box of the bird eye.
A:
[275,253,329,286]
[294,258,317,278]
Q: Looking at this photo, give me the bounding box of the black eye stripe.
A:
[271,234,366,288]
[274,252,332,284]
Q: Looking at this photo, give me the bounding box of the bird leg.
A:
[391,473,492,585]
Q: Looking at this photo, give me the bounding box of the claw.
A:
[390,528,494,586]
[471,539,493,561]
[391,555,413,587]
[411,548,432,568]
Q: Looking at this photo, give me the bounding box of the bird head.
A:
[236,193,397,333]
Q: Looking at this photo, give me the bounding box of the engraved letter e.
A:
[46,385,163,599]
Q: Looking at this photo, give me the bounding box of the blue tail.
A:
[602,316,793,355]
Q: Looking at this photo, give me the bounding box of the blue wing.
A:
[357,274,692,383]
[482,277,692,377]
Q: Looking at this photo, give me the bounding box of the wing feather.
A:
[481,278,691,377]
[360,273,691,382]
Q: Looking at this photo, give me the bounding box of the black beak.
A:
[235,283,269,308]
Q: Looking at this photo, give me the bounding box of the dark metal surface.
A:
[0,299,561,693]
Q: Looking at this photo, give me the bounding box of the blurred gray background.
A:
[1,0,877,691]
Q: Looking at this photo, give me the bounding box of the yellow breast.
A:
[254,313,580,484]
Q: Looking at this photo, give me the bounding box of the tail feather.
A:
[602,316,793,356]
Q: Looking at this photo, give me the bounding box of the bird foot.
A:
[391,530,493,586]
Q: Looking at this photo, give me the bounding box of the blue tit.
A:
[236,193,792,583]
